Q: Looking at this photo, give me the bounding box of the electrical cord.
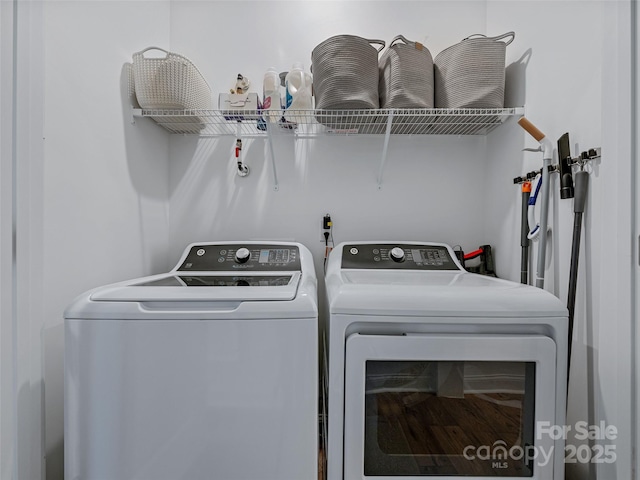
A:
[323,215,334,273]
[323,231,330,271]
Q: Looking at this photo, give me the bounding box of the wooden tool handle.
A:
[518,117,546,142]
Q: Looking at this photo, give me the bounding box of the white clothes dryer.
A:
[65,241,318,480]
[325,241,568,480]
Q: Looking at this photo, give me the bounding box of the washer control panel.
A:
[341,243,460,270]
[178,244,301,272]
[134,275,293,287]
[179,275,292,286]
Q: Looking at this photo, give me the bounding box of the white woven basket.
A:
[132,46,212,110]
[379,35,434,109]
[434,32,515,109]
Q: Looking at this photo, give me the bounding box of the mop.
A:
[566,162,589,379]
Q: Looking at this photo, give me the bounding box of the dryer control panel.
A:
[178,244,301,272]
[341,243,460,270]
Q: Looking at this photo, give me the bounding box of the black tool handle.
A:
[574,171,589,214]
[567,170,589,386]
[521,190,530,248]
[567,212,582,375]
[520,189,530,284]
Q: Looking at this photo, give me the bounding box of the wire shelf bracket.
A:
[265,124,279,191]
[377,110,395,189]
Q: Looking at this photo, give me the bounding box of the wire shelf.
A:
[134,107,524,137]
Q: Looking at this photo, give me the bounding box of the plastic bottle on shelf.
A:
[281,71,291,109]
[263,67,282,123]
[284,62,312,124]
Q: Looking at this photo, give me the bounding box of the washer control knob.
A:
[235,248,251,264]
[390,247,405,262]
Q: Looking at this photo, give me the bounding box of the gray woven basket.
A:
[434,32,515,109]
[311,35,385,110]
[379,35,434,109]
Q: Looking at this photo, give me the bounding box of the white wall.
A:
[169,0,487,100]
[12,1,47,478]
[0,1,16,478]
[39,2,173,479]
[635,2,640,474]
[486,1,633,479]
[597,3,635,479]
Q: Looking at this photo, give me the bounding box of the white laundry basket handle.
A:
[464,32,515,45]
[135,46,170,58]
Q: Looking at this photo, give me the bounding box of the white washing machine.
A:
[65,241,318,480]
[325,241,568,480]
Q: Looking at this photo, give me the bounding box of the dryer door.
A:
[343,334,557,479]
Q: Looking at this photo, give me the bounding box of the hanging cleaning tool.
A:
[513,174,548,284]
[520,181,532,283]
[567,165,588,379]
[526,175,543,241]
[514,167,556,283]
[563,145,600,382]
[518,117,554,289]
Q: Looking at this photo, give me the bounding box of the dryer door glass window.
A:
[364,360,535,477]
[343,334,557,479]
